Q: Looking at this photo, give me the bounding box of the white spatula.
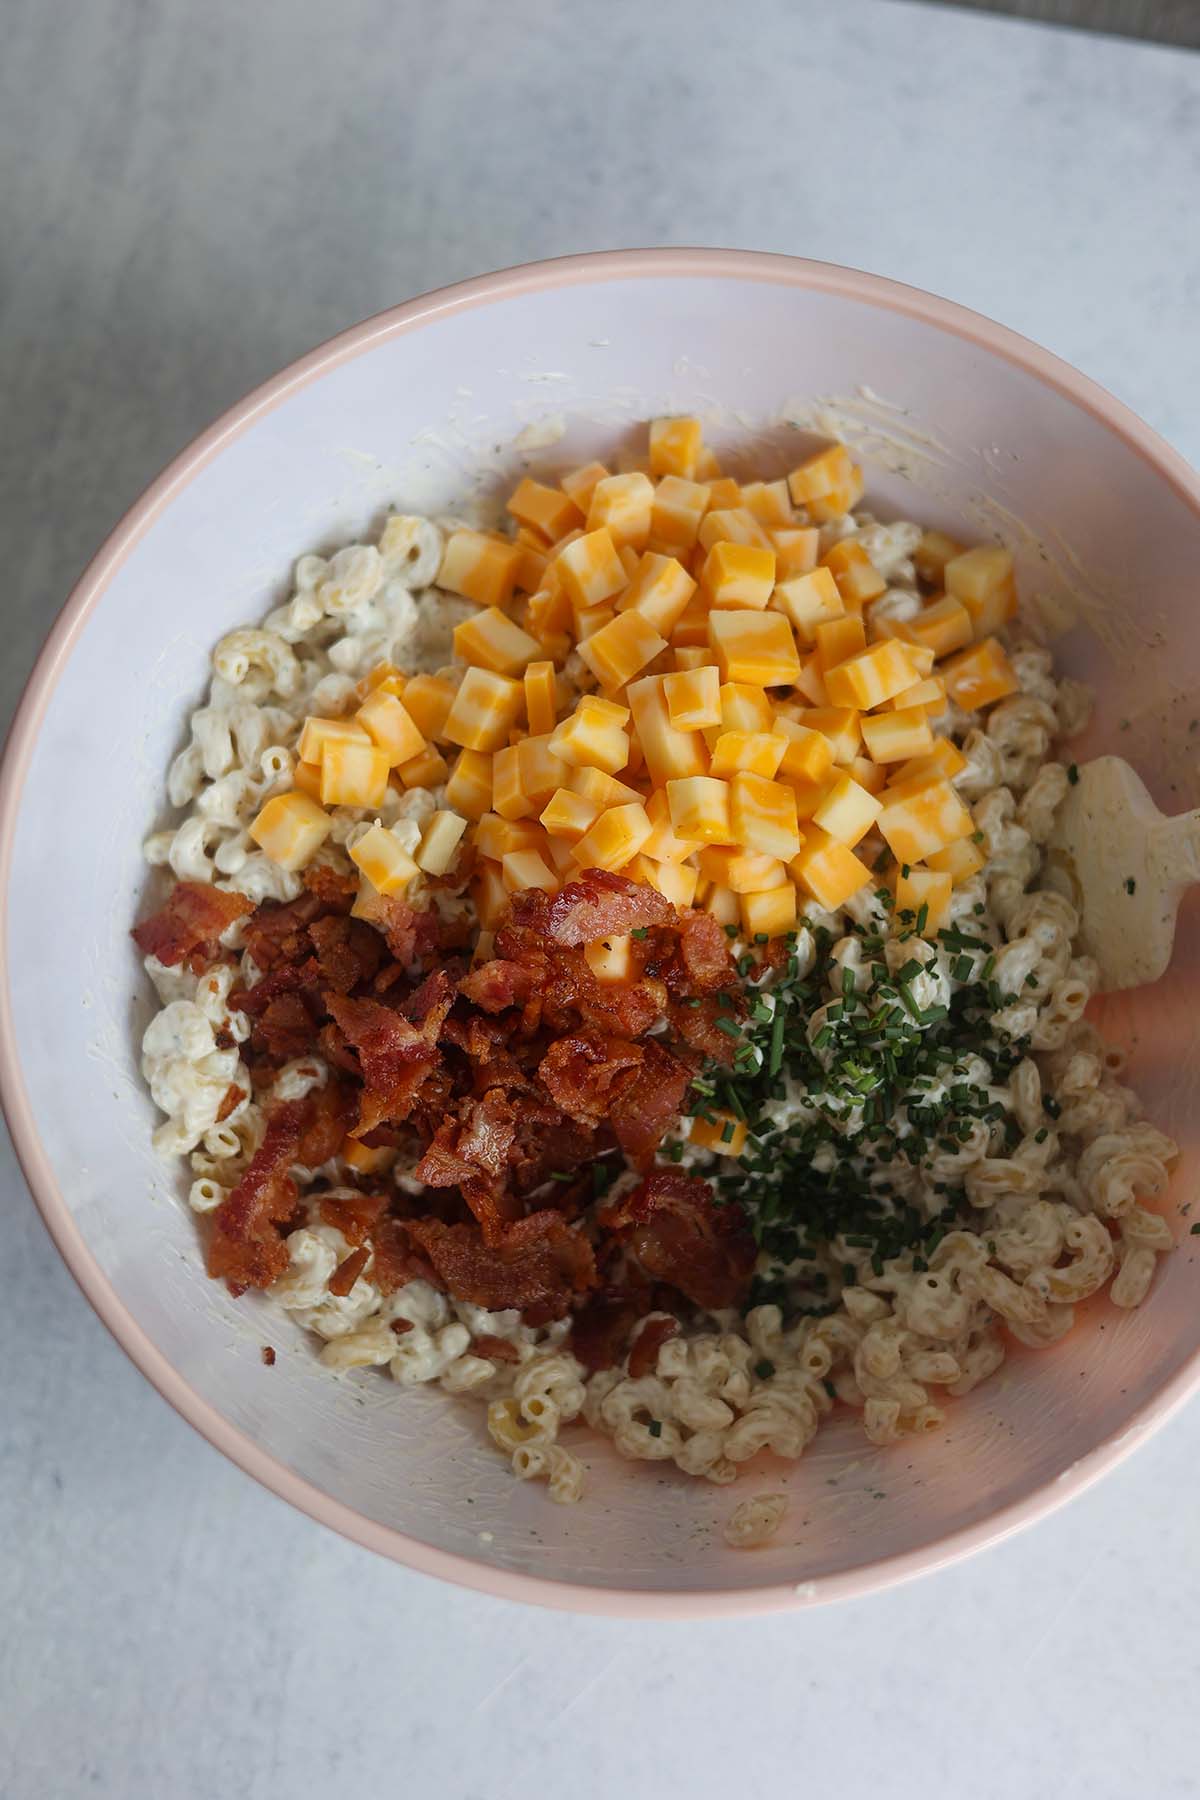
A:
[1041,756,1200,992]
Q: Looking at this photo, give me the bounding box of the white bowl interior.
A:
[7,267,1200,1600]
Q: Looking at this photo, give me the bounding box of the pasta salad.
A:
[133,420,1179,1536]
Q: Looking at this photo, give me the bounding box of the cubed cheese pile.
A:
[250,421,1020,946]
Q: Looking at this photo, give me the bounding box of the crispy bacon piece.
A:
[320,1189,389,1245]
[402,967,457,1032]
[303,864,357,908]
[599,1169,756,1310]
[459,958,534,1014]
[569,1288,647,1373]
[402,1212,597,1322]
[471,1333,520,1363]
[325,994,444,1135]
[521,869,674,948]
[206,1099,308,1290]
[132,881,252,968]
[296,1079,354,1167]
[607,1039,692,1168]
[351,889,440,965]
[215,1082,244,1124]
[414,1089,522,1242]
[368,1216,435,1295]
[669,995,741,1066]
[329,1246,371,1297]
[308,913,385,994]
[675,910,735,993]
[628,1313,680,1378]
[538,1034,643,1125]
[256,993,320,1061]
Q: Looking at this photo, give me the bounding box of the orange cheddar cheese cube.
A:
[626,674,708,784]
[567,765,641,808]
[730,771,801,860]
[443,667,524,752]
[702,882,740,926]
[793,650,829,707]
[249,791,332,871]
[787,443,855,504]
[889,675,946,714]
[355,688,427,766]
[824,638,918,710]
[698,847,788,893]
[717,683,772,734]
[805,465,865,522]
[945,546,1018,638]
[789,825,872,911]
[667,776,732,845]
[701,541,776,610]
[297,715,370,764]
[927,836,986,884]
[901,595,972,659]
[415,810,468,876]
[941,637,1019,711]
[689,1109,749,1156]
[319,740,391,808]
[474,813,545,861]
[811,770,881,848]
[507,477,583,543]
[540,786,601,842]
[640,787,703,864]
[895,865,953,934]
[548,699,630,774]
[891,736,967,787]
[663,664,721,731]
[438,529,522,609]
[815,613,867,671]
[649,416,704,481]
[292,760,323,802]
[703,475,740,508]
[649,476,710,555]
[877,775,974,864]
[571,802,653,872]
[697,507,773,553]
[501,849,559,895]
[576,608,668,692]
[708,610,800,687]
[800,706,862,765]
[491,744,535,821]
[617,552,697,635]
[861,706,935,764]
[740,884,798,941]
[523,660,559,736]
[629,853,699,909]
[400,674,456,743]
[771,566,844,643]
[739,480,794,528]
[516,732,569,802]
[709,730,786,779]
[453,606,542,676]
[392,745,450,790]
[471,861,508,931]
[587,472,655,552]
[355,660,403,703]
[555,528,628,609]
[772,717,835,786]
[444,748,493,820]
[821,539,886,605]
[560,461,610,515]
[846,754,887,796]
[350,823,419,896]
[914,530,966,586]
[770,525,820,578]
[583,933,635,983]
[341,1138,397,1176]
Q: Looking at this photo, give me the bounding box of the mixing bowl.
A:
[3,249,1199,1614]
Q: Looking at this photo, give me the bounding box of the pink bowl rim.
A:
[3,246,1200,1617]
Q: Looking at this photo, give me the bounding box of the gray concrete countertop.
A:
[2,3,1198,1796]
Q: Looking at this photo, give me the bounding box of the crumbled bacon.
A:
[325,994,443,1135]
[471,1333,521,1363]
[538,1034,644,1125]
[132,881,252,968]
[256,992,319,1060]
[320,1189,389,1245]
[414,1089,523,1242]
[402,1212,597,1322]
[215,1083,244,1123]
[206,1099,308,1290]
[599,1169,756,1310]
[261,1345,276,1366]
[296,1078,353,1168]
[607,1039,692,1168]
[568,1287,648,1373]
[524,869,675,947]
[328,1246,371,1297]
[352,889,440,965]
[628,1313,679,1378]
[669,995,741,1066]
[675,911,736,993]
[308,913,385,994]
[459,958,534,1014]
[368,1217,435,1295]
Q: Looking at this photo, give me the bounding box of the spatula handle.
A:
[1153,809,1200,886]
